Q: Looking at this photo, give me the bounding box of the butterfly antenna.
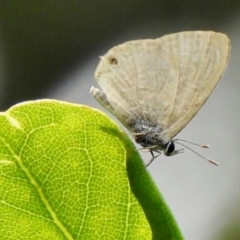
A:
[174,139,210,148]
[174,141,218,166]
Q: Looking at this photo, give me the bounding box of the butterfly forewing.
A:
[159,32,231,138]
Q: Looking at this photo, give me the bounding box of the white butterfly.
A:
[90,31,231,166]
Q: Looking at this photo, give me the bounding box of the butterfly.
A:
[90,31,231,166]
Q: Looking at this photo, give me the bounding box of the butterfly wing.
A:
[157,31,231,138]
[92,31,230,137]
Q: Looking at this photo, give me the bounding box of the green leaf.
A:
[0,99,183,240]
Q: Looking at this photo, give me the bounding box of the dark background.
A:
[1,1,240,239]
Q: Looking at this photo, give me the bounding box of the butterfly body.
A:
[131,118,169,149]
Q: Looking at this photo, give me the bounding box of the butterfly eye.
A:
[165,141,175,156]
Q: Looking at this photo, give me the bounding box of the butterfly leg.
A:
[146,150,161,167]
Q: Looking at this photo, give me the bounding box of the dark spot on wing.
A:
[108,57,118,65]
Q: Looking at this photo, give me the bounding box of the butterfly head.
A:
[163,140,184,156]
